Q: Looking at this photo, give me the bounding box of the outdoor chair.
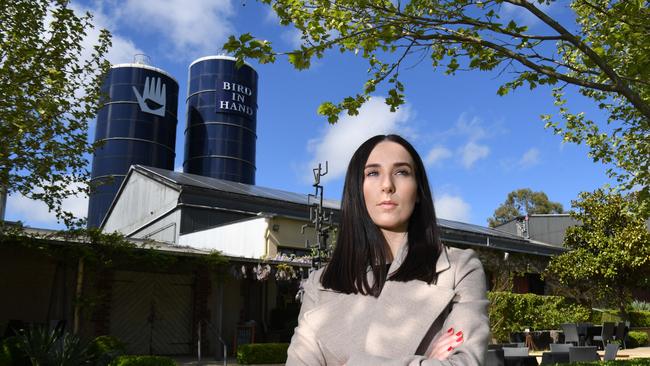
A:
[503,347,529,357]
[569,346,599,362]
[593,322,615,349]
[615,322,628,349]
[577,322,593,345]
[486,349,505,366]
[561,323,580,345]
[550,343,571,352]
[603,343,619,361]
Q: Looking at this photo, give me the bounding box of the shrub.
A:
[631,300,650,311]
[111,355,176,366]
[16,326,92,366]
[88,335,126,366]
[628,331,649,348]
[236,343,289,364]
[601,310,624,324]
[488,292,591,342]
[629,311,650,327]
[600,310,650,327]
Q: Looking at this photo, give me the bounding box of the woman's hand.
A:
[427,327,464,360]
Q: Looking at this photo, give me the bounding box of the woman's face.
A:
[362,141,418,234]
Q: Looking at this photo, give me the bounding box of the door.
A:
[110,271,193,355]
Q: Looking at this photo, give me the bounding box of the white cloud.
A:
[430,112,495,170]
[425,146,452,166]
[518,148,540,168]
[459,141,490,168]
[500,1,554,27]
[105,35,144,65]
[118,0,235,58]
[454,112,489,141]
[5,183,88,227]
[71,3,144,65]
[435,194,471,222]
[305,97,411,183]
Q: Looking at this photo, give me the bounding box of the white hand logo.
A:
[133,77,166,117]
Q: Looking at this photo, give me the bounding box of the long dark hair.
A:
[321,134,442,296]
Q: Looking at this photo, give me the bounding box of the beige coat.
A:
[286,245,489,366]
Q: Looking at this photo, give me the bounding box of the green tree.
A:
[0,0,111,227]
[224,0,650,212]
[488,188,563,227]
[544,189,650,319]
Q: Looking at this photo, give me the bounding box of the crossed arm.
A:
[286,250,489,366]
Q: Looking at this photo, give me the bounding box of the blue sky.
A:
[6,0,612,229]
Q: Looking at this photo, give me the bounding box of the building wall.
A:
[0,246,75,332]
[179,206,253,235]
[494,220,521,237]
[179,217,270,257]
[266,217,317,257]
[528,215,580,246]
[132,210,182,244]
[495,215,581,247]
[103,171,180,235]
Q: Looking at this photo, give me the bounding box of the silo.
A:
[87,61,179,228]
[184,56,258,184]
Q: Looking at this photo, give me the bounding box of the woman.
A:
[287,135,489,365]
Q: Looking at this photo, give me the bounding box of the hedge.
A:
[111,355,176,366]
[630,311,650,327]
[236,343,289,364]
[601,310,650,327]
[488,292,591,342]
[90,335,127,366]
[628,331,649,348]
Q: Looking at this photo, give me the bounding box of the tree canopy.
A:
[544,189,650,318]
[0,0,111,227]
[488,188,563,227]
[224,0,650,211]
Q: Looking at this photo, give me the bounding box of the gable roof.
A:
[103,165,565,256]
[136,165,340,209]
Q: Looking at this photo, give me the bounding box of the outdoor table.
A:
[540,351,570,365]
[504,355,539,366]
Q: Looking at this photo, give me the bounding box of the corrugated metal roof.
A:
[437,218,524,241]
[130,165,565,256]
[136,165,340,209]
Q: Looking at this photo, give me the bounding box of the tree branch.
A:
[505,0,650,120]
[407,30,617,92]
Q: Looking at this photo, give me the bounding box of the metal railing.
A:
[197,319,228,366]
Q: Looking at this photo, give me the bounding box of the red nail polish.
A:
[447,327,453,333]
[457,336,463,342]
[456,331,463,336]
[447,346,453,352]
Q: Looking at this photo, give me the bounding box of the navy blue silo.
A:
[184,56,258,184]
[87,64,179,228]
